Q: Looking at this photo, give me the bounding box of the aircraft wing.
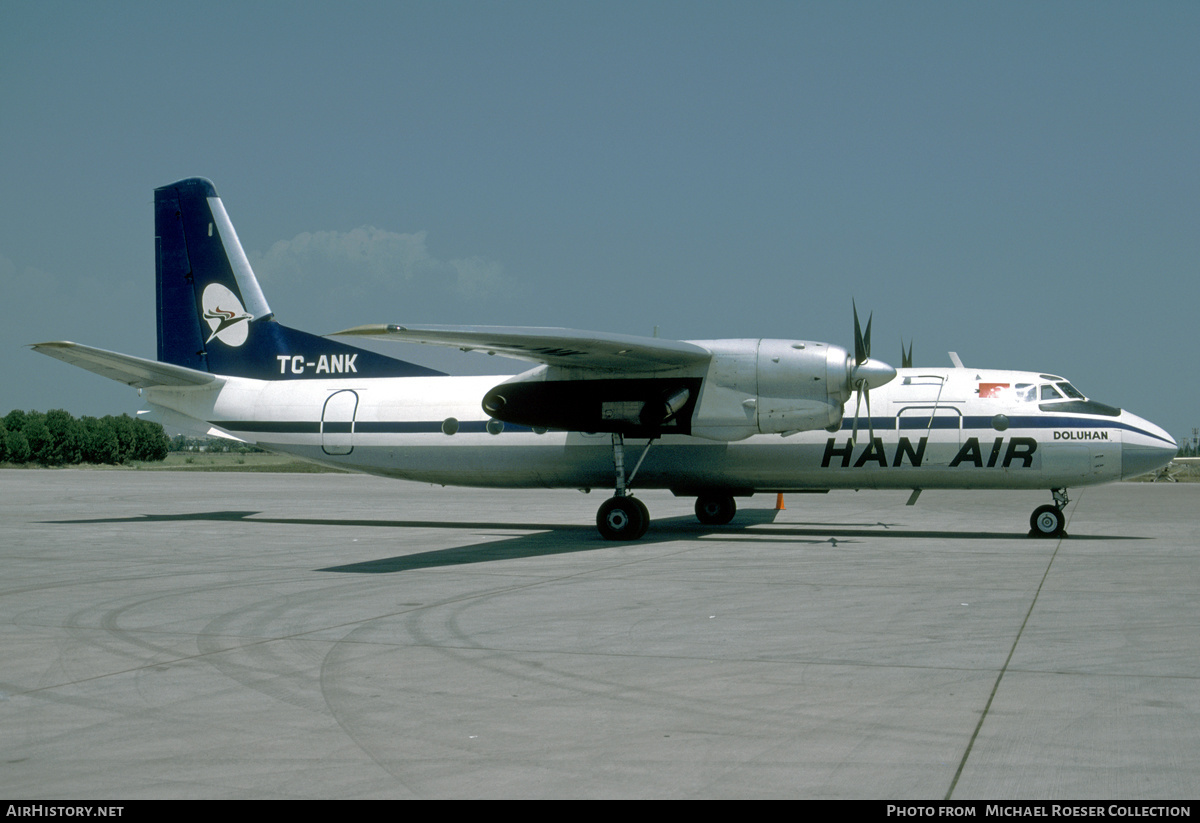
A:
[330,324,712,372]
[31,342,220,388]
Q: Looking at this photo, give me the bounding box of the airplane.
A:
[33,178,1178,540]
[1152,457,1200,482]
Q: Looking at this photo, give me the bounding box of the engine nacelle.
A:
[481,370,703,438]
[688,339,852,441]
[479,337,889,442]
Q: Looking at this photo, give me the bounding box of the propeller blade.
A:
[851,380,863,445]
[853,300,866,365]
[847,301,897,446]
[865,379,875,445]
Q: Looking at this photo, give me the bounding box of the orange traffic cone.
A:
[775,492,786,510]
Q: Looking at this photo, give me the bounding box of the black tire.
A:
[597,496,649,541]
[695,494,736,526]
[631,497,650,539]
[1030,504,1065,537]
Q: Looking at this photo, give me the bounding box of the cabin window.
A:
[1014,383,1035,402]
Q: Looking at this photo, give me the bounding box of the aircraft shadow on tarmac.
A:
[46,509,1144,574]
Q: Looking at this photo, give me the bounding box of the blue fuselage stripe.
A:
[218,420,534,434]
[833,414,1169,446]
[215,414,1166,443]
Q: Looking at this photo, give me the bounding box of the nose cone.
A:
[852,357,897,391]
[1121,413,1177,479]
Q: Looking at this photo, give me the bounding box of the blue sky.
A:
[2,1,1197,443]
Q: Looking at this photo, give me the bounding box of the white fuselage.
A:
[147,366,1176,494]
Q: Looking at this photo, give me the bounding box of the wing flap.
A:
[31,342,220,388]
[330,324,712,372]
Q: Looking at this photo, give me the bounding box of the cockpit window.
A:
[1057,382,1085,400]
[1040,384,1063,401]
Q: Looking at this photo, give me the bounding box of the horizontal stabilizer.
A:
[142,404,247,442]
[31,342,221,388]
[330,324,712,372]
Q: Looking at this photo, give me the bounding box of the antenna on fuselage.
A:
[948,352,964,369]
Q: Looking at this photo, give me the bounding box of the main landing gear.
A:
[596,495,650,540]
[1029,488,1069,538]
[596,433,653,541]
[596,434,746,539]
[695,494,737,526]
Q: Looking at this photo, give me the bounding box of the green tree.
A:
[80,416,120,464]
[44,409,84,465]
[4,409,27,433]
[0,409,169,465]
[103,414,137,463]
[22,416,52,465]
[131,418,169,462]
[5,429,30,463]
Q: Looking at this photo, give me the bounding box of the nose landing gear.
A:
[1030,488,1069,537]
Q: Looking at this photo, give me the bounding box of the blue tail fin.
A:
[154,178,440,379]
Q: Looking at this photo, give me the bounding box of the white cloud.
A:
[249,226,506,300]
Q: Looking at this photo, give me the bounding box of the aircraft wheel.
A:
[597,496,649,541]
[695,494,736,526]
[1030,504,1066,537]
[631,497,650,538]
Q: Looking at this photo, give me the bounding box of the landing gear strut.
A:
[1030,488,1069,538]
[596,433,654,541]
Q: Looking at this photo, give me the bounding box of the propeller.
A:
[849,300,896,445]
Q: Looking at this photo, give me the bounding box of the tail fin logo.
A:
[201,283,253,347]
